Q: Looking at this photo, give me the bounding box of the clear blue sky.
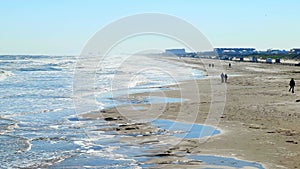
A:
[1,0,299,55]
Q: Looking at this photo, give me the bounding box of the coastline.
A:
[82,57,300,168]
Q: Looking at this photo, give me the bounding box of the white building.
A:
[165,49,186,56]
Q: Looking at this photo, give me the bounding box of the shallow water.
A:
[188,155,264,169]
[96,91,183,110]
[152,119,220,139]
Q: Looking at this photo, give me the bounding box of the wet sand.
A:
[83,57,300,169]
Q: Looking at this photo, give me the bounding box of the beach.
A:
[82,57,300,169]
[1,55,299,168]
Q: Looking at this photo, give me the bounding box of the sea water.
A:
[0,55,201,168]
[152,119,221,139]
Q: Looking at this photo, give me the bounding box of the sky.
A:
[1,0,300,55]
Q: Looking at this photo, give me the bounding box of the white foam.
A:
[24,139,32,152]
[49,125,59,129]
[0,70,13,81]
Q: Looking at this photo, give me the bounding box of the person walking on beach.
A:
[289,78,295,93]
[220,72,225,83]
[224,74,228,83]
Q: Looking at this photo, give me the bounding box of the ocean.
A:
[0,54,204,168]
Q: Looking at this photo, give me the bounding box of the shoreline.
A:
[82,57,300,168]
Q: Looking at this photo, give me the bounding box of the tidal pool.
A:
[188,155,264,169]
[151,119,264,169]
[152,119,220,138]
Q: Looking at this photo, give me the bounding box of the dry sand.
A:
[83,57,300,169]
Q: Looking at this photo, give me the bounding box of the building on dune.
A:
[290,48,300,55]
[214,48,256,60]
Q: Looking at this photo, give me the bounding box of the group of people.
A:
[214,63,296,93]
[208,63,214,68]
[220,63,231,83]
[220,72,228,83]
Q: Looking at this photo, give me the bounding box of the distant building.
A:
[214,48,256,59]
[165,49,186,56]
[290,48,300,54]
[267,49,288,55]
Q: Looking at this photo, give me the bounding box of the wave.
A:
[18,67,62,71]
[0,93,71,99]
[0,117,18,135]
[42,60,75,68]
[0,135,31,155]
[0,70,13,81]
[0,55,52,60]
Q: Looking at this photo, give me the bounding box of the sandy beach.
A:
[82,57,300,169]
